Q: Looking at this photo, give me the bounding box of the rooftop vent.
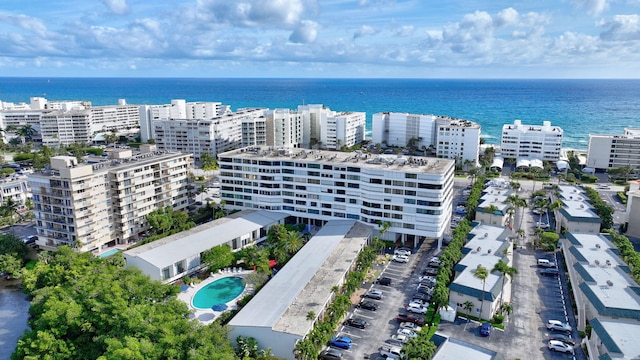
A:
[477,246,482,252]
[596,243,601,249]
[487,249,492,254]
[606,260,611,266]
[607,280,613,286]
[595,260,600,265]
[484,233,489,238]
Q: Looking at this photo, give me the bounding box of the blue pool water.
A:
[98,248,121,258]
[192,277,245,310]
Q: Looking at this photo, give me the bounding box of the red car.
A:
[397,312,425,326]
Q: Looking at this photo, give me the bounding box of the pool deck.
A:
[178,268,255,325]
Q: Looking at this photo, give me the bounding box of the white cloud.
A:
[599,14,640,40]
[495,7,519,27]
[289,20,319,43]
[573,0,610,16]
[102,0,130,15]
[393,25,414,37]
[353,25,378,39]
[0,14,47,36]
[194,0,315,27]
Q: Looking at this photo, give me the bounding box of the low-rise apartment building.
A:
[123,209,288,283]
[218,147,454,247]
[501,120,563,162]
[0,174,30,212]
[28,147,193,253]
[554,185,601,233]
[587,128,640,171]
[449,223,513,321]
[625,180,640,238]
[228,220,373,360]
[475,182,513,227]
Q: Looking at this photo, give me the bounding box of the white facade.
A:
[228,220,372,360]
[297,104,330,148]
[625,180,640,238]
[320,111,366,150]
[475,184,513,227]
[448,224,513,321]
[265,109,303,148]
[372,113,480,165]
[123,210,288,283]
[218,147,454,247]
[501,120,563,161]
[241,116,267,147]
[554,185,601,233]
[587,128,640,170]
[28,149,193,253]
[0,175,31,213]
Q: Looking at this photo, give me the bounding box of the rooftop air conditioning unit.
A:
[607,280,613,286]
[606,260,611,266]
[477,247,482,252]
[484,233,489,238]
[595,260,600,265]
[487,249,492,254]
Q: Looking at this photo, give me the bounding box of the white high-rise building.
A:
[501,120,563,161]
[218,147,454,247]
[28,147,193,253]
[265,109,303,148]
[321,111,366,150]
[297,104,332,148]
[152,108,265,160]
[372,113,481,165]
[587,128,640,171]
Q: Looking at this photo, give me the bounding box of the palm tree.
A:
[473,265,489,320]
[17,124,36,143]
[547,199,563,232]
[463,300,474,321]
[282,230,304,256]
[485,204,500,225]
[0,197,21,232]
[506,194,527,230]
[499,302,513,317]
[492,259,518,307]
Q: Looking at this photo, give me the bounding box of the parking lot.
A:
[324,242,438,360]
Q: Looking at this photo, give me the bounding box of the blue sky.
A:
[1,0,639,78]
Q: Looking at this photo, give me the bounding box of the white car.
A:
[393,255,409,263]
[536,222,550,229]
[597,185,611,190]
[394,248,412,256]
[408,300,427,307]
[389,334,410,344]
[548,340,574,354]
[546,320,572,332]
[399,322,422,332]
[396,328,418,338]
[406,304,428,314]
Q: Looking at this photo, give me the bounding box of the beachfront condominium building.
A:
[0,97,140,146]
[28,146,193,253]
[264,109,303,148]
[218,147,454,247]
[149,108,265,160]
[586,128,640,171]
[138,99,232,142]
[320,111,366,150]
[624,180,640,238]
[371,113,481,166]
[501,120,563,162]
[297,104,330,148]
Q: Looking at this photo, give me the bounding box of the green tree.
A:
[473,265,489,320]
[491,259,518,307]
[201,245,234,272]
[282,230,304,256]
[104,131,119,147]
[402,336,437,360]
[485,204,500,225]
[201,152,218,171]
[146,206,174,234]
[463,300,474,322]
[17,124,36,142]
[0,197,22,230]
[0,253,22,279]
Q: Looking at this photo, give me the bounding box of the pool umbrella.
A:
[180,284,189,292]
[189,313,196,319]
[211,303,228,312]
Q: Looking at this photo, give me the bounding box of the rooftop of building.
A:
[451,252,504,302]
[590,317,640,359]
[218,146,454,175]
[477,185,512,213]
[465,224,512,255]
[123,210,289,269]
[566,233,640,320]
[228,220,372,337]
[503,119,563,133]
[557,185,600,222]
[431,334,500,360]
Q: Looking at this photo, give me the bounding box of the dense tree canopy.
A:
[14,247,237,360]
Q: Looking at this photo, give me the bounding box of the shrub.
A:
[492,314,504,324]
[617,191,627,204]
[13,153,35,162]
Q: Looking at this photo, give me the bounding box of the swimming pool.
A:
[192,277,245,310]
[98,248,121,258]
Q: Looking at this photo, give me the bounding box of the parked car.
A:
[548,340,574,354]
[396,328,418,338]
[412,293,431,303]
[406,304,428,314]
[416,285,434,295]
[540,268,560,276]
[454,208,467,215]
[419,275,436,284]
[345,318,369,329]
[399,322,422,332]
[408,299,428,307]
[428,257,441,267]
[546,320,572,332]
[358,301,378,311]
[377,277,392,286]
[22,235,37,246]
[532,208,543,215]
[397,312,425,326]
[537,259,556,268]
[394,247,412,256]
[379,344,402,359]
[549,334,576,346]
[364,289,383,300]
[389,334,410,345]
[422,268,439,276]
[328,336,352,350]
[480,322,491,336]
[536,222,550,229]
[392,255,409,263]
[597,185,611,190]
[319,348,344,360]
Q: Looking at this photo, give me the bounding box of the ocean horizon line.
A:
[2,76,640,81]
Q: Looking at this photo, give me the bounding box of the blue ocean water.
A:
[1,78,639,150]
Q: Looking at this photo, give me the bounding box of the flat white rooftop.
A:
[466,224,510,255]
[592,318,640,359]
[454,253,502,293]
[558,185,600,220]
[432,336,497,360]
[228,220,372,336]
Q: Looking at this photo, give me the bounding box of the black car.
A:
[344,318,369,329]
[412,293,431,302]
[319,348,343,360]
[396,312,425,326]
[541,268,560,276]
[422,268,438,276]
[376,277,392,286]
[549,333,576,346]
[358,301,378,311]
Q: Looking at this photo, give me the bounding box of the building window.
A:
[162,267,171,280]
